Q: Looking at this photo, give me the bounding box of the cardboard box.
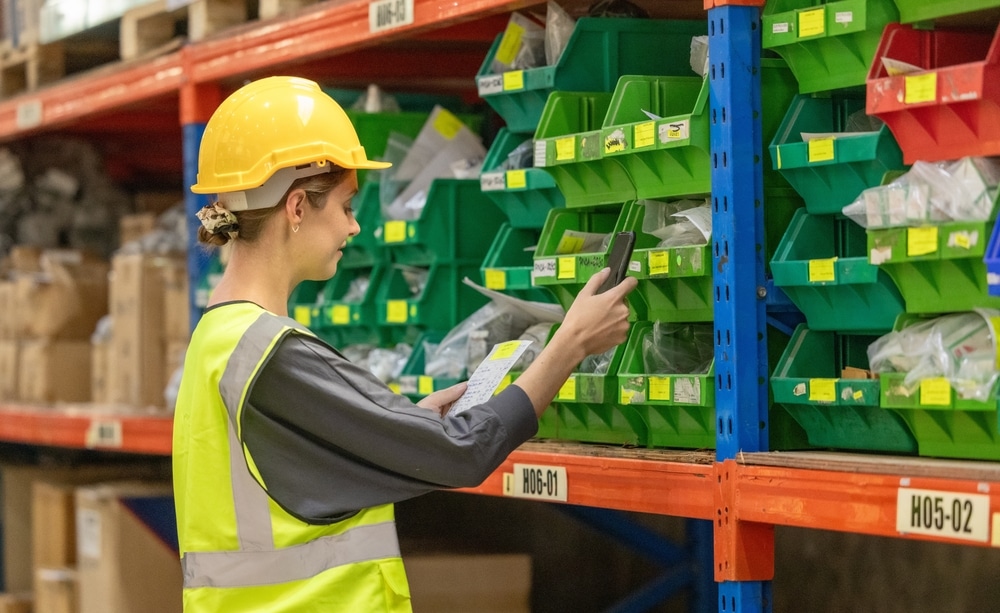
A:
[407,554,532,613]
[90,339,110,405]
[18,339,91,403]
[119,212,157,247]
[35,568,77,613]
[76,482,181,613]
[0,592,32,613]
[33,482,78,570]
[161,259,189,343]
[7,245,42,274]
[133,192,182,216]
[0,281,14,339]
[14,252,108,341]
[0,340,18,401]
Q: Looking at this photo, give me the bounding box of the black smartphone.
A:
[597,231,636,294]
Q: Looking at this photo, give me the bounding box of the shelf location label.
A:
[896,487,990,543]
[370,0,414,33]
[508,464,568,502]
[86,420,123,449]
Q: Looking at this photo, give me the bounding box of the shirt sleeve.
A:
[241,331,538,525]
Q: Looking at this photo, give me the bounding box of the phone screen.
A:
[597,231,636,294]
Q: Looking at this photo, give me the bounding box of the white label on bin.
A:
[369,0,414,33]
[660,120,689,143]
[77,508,102,559]
[15,99,42,129]
[673,377,701,405]
[534,140,548,168]
[510,463,568,502]
[870,246,892,265]
[480,172,506,192]
[896,488,990,543]
[835,11,853,24]
[86,420,123,449]
[478,74,504,96]
[532,258,557,282]
[772,22,789,34]
[629,260,642,273]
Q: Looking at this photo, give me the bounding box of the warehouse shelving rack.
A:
[0,1,999,612]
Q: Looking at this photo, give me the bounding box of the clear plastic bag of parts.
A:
[642,198,712,248]
[642,322,715,375]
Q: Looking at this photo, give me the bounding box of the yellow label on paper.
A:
[919,377,951,406]
[907,226,939,257]
[503,70,524,91]
[620,388,636,404]
[555,137,576,161]
[418,376,434,396]
[905,72,937,105]
[491,341,522,361]
[853,389,864,401]
[384,220,407,243]
[634,122,655,149]
[433,109,463,140]
[807,137,835,163]
[798,8,825,37]
[649,251,670,275]
[558,257,576,280]
[293,306,311,326]
[555,235,585,254]
[386,300,409,323]
[649,377,671,401]
[495,375,512,395]
[808,378,837,402]
[506,169,527,189]
[808,258,836,283]
[484,269,507,290]
[558,377,577,401]
[495,22,526,65]
[388,383,402,394]
[332,305,351,325]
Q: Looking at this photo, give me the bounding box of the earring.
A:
[293,225,300,233]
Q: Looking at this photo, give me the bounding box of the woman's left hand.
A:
[416,382,468,417]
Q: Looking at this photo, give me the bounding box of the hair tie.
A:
[196,202,240,239]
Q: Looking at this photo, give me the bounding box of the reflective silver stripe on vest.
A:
[217,313,302,552]
[182,521,401,589]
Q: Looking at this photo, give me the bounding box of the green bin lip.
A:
[479,224,556,304]
[315,263,388,331]
[768,94,906,215]
[890,0,1000,23]
[771,326,881,408]
[762,0,900,93]
[532,208,620,287]
[475,18,707,133]
[616,321,715,408]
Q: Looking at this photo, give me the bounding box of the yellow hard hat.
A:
[191,76,390,210]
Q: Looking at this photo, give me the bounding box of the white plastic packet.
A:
[545,1,575,66]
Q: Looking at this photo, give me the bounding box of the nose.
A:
[349,216,361,238]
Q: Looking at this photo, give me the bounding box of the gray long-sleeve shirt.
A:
[241,331,538,525]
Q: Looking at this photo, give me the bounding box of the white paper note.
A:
[450,341,532,415]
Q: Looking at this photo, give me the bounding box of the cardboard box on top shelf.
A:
[1,462,169,593]
[0,592,32,613]
[18,339,90,403]
[14,250,108,341]
[119,212,157,247]
[407,554,532,613]
[35,568,77,613]
[0,339,18,401]
[161,258,189,343]
[76,481,181,613]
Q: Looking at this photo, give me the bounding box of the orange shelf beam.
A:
[0,404,173,456]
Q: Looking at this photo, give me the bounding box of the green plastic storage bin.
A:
[868,220,1000,314]
[598,75,711,201]
[476,18,706,133]
[765,187,806,275]
[376,179,507,266]
[768,94,906,215]
[879,316,1000,460]
[762,0,900,93]
[480,224,556,303]
[771,209,905,333]
[480,128,564,229]
[890,0,1000,23]
[341,182,388,270]
[615,200,713,323]
[289,280,326,330]
[761,58,800,191]
[395,330,463,400]
[315,264,387,331]
[617,321,715,449]
[375,262,489,331]
[771,325,917,453]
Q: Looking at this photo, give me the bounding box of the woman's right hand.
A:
[553,268,638,357]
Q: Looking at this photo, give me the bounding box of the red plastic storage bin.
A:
[866,23,1000,163]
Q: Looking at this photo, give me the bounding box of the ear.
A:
[283,189,306,226]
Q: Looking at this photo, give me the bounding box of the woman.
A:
[173,76,637,612]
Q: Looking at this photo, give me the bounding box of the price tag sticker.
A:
[907,226,939,257]
[555,137,576,162]
[477,74,504,96]
[905,73,938,105]
[649,377,671,401]
[86,420,123,449]
[634,122,655,149]
[503,70,524,91]
[369,0,415,33]
[808,257,836,283]
[798,8,825,37]
[484,269,507,290]
[896,488,990,543]
[808,378,837,402]
[557,257,576,280]
[510,463,568,502]
[919,377,951,406]
[331,305,351,325]
[649,251,670,276]
[807,137,835,163]
[480,172,506,192]
[386,300,409,323]
[506,169,527,190]
[293,306,312,326]
[384,220,407,243]
[418,376,434,396]
[558,377,577,401]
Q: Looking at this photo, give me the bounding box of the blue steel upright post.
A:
[709,4,773,612]
[183,122,214,332]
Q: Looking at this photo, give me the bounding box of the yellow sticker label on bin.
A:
[433,109,463,140]
[558,377,577,401]
[492,341,522,361]
[557,257,576,280]
[649,251,670,276]
[484,269,507,290]
[798,8,826,37]
[384,220,407,243]
[555,137,576,161]
[506,169,527,189]
[331,305,351,325]
[386,300,409,323]
[853,389,865,401]
[649,377,671,401]
[503,70,524,91]
[907,226,939,257]
[808,378,837,402]
[495,22,526,65]
[905,72,937,105]
[807,258,836,283]
[920,377,951,406]
[418,376,434,396]
[293,306,311,326]
[807,137,835,163]
[634,122,656,149]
